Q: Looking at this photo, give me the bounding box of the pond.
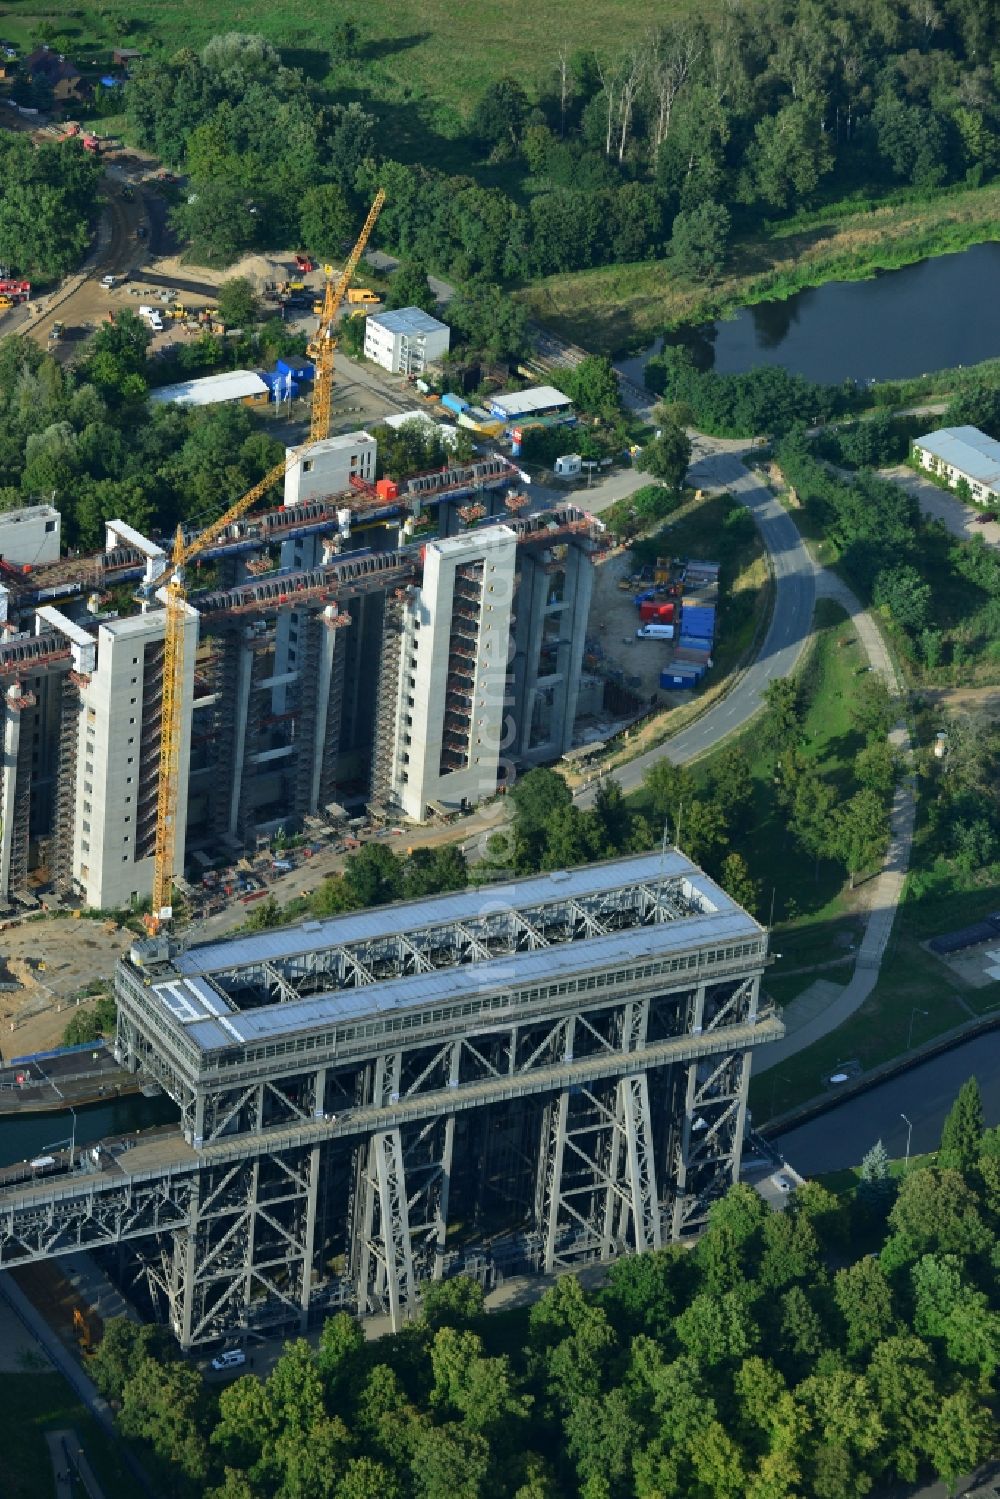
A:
[675,240,1000,384]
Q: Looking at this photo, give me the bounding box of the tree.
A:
[336,1459,401,1499]
[850,674,894,742]
[421,1275,485,1329]
[386,260,437,314]
[562,355,621,417]
[762,677,802,750]
[873,563,932,633]
[470,77,530,152]
[834,1256,898,1357]
[90,1316,175,1402]
[298,183,353,261]
[887,1167,993,1260]
[217,277,260,329]
[175,180,259,262]
[720,852,760,914]
[856,1138,896,1225]
[854,743,896,797]
[669,200,731,278]
[120,1359,210,1489]
[745,98,833,207]
[926,1388,994,1488]
[639,418,691,491]
[448,282,530,361]
[938,1077,985,1172]
[832,789,890,887]
[510,766,572,857]
[342,843,403,908]
[675,1288,759,1367]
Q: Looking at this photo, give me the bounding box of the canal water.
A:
[0,1092,178,1169]
[676,240,1000,384]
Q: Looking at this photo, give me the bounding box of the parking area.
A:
[881,464,1000,547]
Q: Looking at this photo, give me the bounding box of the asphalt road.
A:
[772,1029,1000,1174]
[578,447,816,799]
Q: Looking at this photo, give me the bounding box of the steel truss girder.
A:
[536,1000,662,1271]
[161,1143,316,1348]
[671,1046,752,1237]
[209,876,706,1005]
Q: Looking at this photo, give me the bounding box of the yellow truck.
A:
[347,288,380,306]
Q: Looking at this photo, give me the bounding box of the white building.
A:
[149,370,270,408]
[283,433,377,509]
[72,604,198,911]
[389,526,517,820]
[0,503,60,567]
[488,385,572,422]
[912,426,1000,505]
[364,307,450,376]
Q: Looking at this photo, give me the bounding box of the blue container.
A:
[682,605,716,639]
[660,667,703,690]
[277,355,314,382]
[441,393,469,416]
[678,637,711,656]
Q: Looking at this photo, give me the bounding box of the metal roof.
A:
[489,386,572,417]
[368,307,449,338]
[176,852,721,977]
[158,908,763,1055]
[914,426,1000,490]
[149,370,269,407]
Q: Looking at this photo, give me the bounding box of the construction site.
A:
[0,195,609,919]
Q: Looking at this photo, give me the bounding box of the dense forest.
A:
[123,0,1000,282]
[0,318,294,547]
[0,132,103,279]
[85,1080,1000,1499]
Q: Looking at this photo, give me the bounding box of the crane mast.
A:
[146,191,386,932]
[309,188,386,443]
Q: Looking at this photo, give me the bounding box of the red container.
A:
[639,600,674,623]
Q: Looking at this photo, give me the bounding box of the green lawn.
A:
[0,1373,134,1499]
[0,2,680,113]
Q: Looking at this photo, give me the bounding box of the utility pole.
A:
[900,1111,913,1170]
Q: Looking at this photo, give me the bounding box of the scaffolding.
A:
[51,672,85,895]
[6,686,36,902]
[369,590,408,815]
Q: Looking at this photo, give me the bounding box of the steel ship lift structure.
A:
[0,853,780,1346]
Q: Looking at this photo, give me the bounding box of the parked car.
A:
[211,1349,246,1372]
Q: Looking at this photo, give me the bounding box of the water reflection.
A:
[678,241,1000,383]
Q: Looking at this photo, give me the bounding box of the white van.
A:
[211,1349,246,1372]
[636,624,675,640]
[138,305,164,331]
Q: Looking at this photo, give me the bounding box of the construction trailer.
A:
[0,852,780,1346]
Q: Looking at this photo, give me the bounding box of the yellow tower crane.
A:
[308,188,386,443]
[146,191,386,932]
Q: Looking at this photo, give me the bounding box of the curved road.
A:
[577,445,816,801]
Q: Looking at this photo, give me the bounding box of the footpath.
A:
[754,564,917,1072]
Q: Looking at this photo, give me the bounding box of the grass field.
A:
[0,1,678,112]
[520,181,1000,353]
[0,1373,133,1499]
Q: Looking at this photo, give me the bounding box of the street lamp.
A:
[900,1112,913,1169]
[907,1007,928,1050]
